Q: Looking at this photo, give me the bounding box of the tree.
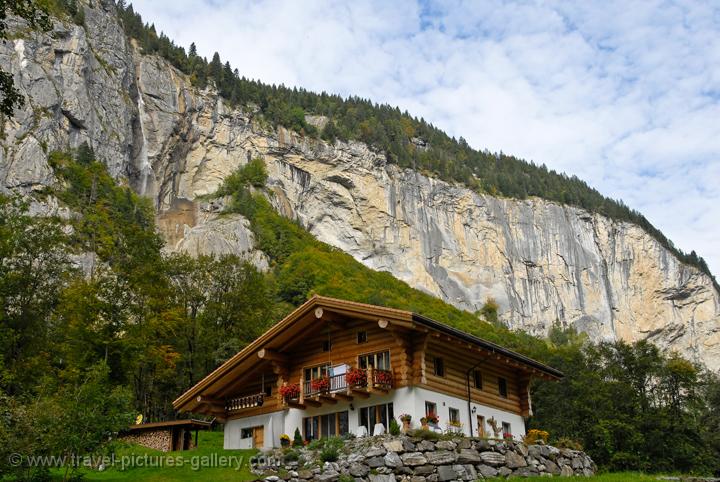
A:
[0,0,52,116]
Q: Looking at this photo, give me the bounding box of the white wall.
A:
[223,386,526,448]
[224,411,284,449]
[410,386,526,439]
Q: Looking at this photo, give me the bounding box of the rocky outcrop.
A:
[1,1,719,369]
[251,434,597,481]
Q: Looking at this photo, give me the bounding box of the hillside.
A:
[0,0,719,371]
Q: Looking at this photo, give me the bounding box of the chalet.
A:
[173,296,562,449]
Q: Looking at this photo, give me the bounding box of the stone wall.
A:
[252,434,596,481]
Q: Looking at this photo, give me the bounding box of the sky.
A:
[132,0,720,277]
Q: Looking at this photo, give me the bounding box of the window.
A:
[241,428,253,439]
[473,370,483,389]
[303,411,349,440]
[502,422,512,437]
[425,401,437,417]
[357,331,367,343]
[358,351,390,370]
[322,340,332,352]
[303,416,319,441]
[304,364,330,381]
[433,357,445,377]
[449,407,460,424]
[498,377,508,398]
[359,403,394,434]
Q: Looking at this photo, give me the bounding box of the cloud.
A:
[132,0,720,277]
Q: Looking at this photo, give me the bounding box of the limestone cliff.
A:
[1,1,718,370]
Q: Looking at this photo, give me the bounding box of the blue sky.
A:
[132,0,720,277]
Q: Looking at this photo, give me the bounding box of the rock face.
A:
[2,1,720,369]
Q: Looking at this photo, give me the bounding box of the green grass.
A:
[51,431,258,481]
[489,473,668,481]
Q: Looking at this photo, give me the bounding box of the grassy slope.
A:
[52,432,257,481]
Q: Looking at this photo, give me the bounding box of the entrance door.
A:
[477,415,486,437]
[253,426,264,448]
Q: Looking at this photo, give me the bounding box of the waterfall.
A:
[136,92,153,196]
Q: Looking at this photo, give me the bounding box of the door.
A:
[477,415,486,437]
[253,426,264,448]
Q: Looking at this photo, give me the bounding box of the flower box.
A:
[311,376,330,393]
[345,368,368,387]
[279,383,300,400]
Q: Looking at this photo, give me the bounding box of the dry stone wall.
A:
[252,434,596,481]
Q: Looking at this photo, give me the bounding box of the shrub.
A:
[320,445,339,462]
[389,418,401,436]
[282,449,299,462]
[280,433,291,447]
[292,427,303,447]
[555,437,583,451]
[408,429,440,440]
[523,429,550,445]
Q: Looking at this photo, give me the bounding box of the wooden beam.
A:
[333,392,353,402]
[305,398,322,407]
[378,318,415,330]
[319,394,338,404]
[257,348,289,363]
[351,388,371,398]
[195,395,223,406]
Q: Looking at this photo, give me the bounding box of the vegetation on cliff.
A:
[114,2,716,285]
[1,151,720,477]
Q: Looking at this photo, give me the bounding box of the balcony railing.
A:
[226,393,264,412]
[286,368,393,406]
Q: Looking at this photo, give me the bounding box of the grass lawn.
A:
[489,474,668,481]
[51,431,258,481]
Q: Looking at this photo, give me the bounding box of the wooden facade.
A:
[173,296,561,423]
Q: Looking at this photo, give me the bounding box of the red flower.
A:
[345,368,367,386]
[311,376,330,392]
[280,383,300,399]
[375,370,393,386]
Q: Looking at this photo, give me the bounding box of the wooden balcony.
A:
[226,393,264,412]
[282,368,393,409]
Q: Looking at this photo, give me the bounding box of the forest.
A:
[112,1,717,287]
[1,149,719,479]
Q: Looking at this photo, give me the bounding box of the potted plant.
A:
[420,417,428,430]
[425,412,439,427]
[280,434,291,447]
[345,368,367,387]
[311,375,330,393]
[447,420,462,433]
[279,383,300,401]
[503,432,513,441]
[399,414,412,432]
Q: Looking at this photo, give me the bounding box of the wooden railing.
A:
[296,368,393,401]
[225,393,264,412]
[372,369,393,389]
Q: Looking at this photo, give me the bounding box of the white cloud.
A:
[132,0,720,277]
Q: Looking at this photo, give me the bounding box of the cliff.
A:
[1,1,718,369]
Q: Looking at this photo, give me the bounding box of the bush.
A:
[292,427,304,447]
[389,418,401,436]
[282,449,299,462]
[408,429,440,440]
[554,437,583,451]
[320,445,339,463]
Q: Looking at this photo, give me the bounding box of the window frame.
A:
[498,377,508,398]
[448,407,460,423]
[358,350,391,371]
[433,357,445,377]
[356,331,368,344]
[473,370,483,389]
